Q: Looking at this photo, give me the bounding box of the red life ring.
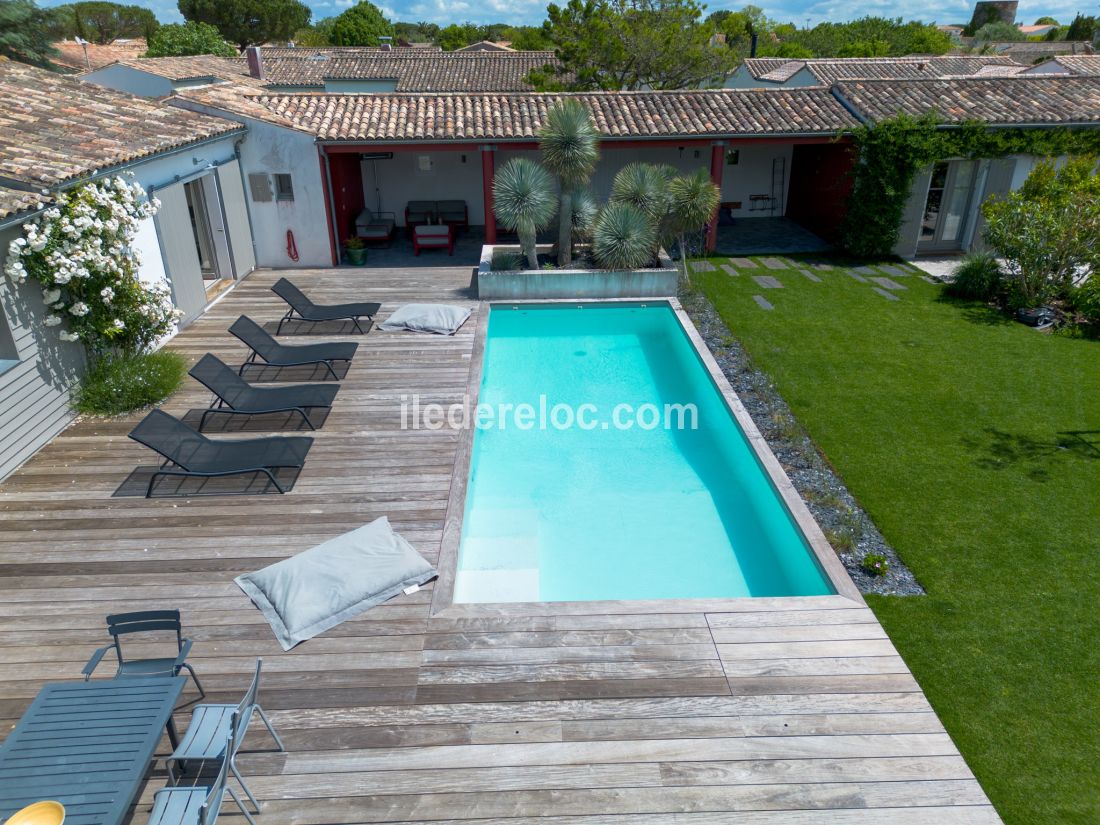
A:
[286,229,299,262]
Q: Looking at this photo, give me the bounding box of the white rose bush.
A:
[4,176,180,358]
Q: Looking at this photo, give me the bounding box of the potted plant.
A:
[344,236,367,266]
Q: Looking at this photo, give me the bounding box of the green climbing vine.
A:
[838,115,1100,258]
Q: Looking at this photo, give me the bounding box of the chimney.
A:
[380,36,392,53]
[245,45,265,80]
[750,33,758,58]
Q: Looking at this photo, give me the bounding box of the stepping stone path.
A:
[873,287,900,301]
[798,268,821,282]
[878,264,911,278]
[691,260,716,272]
[720,264,739,277]
[762,257,788,270]
[852,265,879,276]
[730,257,757,268]
[845,270,868,283]
[812,262,832,271]
[920,275,939,285]
[753,275,784,289]
[870,277,906,291]
[752,295,774,310]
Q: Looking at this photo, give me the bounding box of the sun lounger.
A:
[228,315,357,380]
[189,353,339,431]
[128,409,313,497]
[271,278,381,335]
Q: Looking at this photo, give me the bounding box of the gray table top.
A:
[0,676,185,825]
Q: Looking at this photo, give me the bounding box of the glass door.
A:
[183,179,218,282]
[918,160,978,252]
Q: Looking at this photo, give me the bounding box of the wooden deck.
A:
[0,267,1002,824]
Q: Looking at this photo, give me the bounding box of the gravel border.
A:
[679,282,924,597]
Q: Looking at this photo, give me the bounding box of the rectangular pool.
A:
[453,302,835,603]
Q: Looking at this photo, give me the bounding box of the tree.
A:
[973,20,1025,41]
[178,0,310,50]
[777,17,953,58]
[982,156,1100,307]
[437,22,481,50]
[57,2,157,43]
[0,0,59,68]
[145,21,234,57]
[536,0,736,91]
[329,1,392,47]
[1034,16,1058,25]
[539,99,600,266]
[1066,14,1098,42]
[666,168,719,281]
[394,20,439,44]
[492,158,557,270]
[294,17,336,46]
[504,26,552,50]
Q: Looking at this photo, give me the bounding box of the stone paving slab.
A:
[852,265,879,276]
[845,270,868,283]
[873,287,901,301]
[720,264,739,277]
[812,262,833,270]
[878,264,911,278]
[752,275,784,289]
[798,268,821,283]
[729,257,757,268]
[752,294,774,310]
[691,260,716,272]
[762,257,788,270]
[870,277,906,291]
[920,275,940,285]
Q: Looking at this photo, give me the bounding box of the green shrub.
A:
[861,553,889,577]
[945,251,1003,301]
[592,202,656,270]
[74,350,186,416]
[1072,274,1100,324]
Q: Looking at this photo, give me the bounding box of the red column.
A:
[481,145,496,244]
[707,141,726,252]
[317,147,338,266]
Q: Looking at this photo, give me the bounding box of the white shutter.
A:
[216,159,256,278]
[154,182,207,326]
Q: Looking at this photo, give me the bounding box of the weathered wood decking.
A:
[0,267,1002,824]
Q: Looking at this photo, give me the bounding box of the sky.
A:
[38,0,1092,30]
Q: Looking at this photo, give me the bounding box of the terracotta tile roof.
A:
[249,88,859,141]
[1043,55,1100,76]
[0,188,49,221]
[50,38,147,71]
[260,52,560,92]
[114,55,250,82]
[0,61,244,192]
[833,77,1100,125]
[743,56,1021,84]
[260,46,442,57]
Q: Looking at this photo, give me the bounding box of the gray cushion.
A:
[235,517,436,650]
[378,303,471,335]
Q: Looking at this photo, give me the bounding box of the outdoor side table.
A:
[0,676,185,825]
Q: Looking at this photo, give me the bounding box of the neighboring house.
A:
[1023,54,1100,75]
[456,41,516,52]
[0,62,255,481]
[49,38,147,72]
[725,56,1022,88]
[958,39,1094,64]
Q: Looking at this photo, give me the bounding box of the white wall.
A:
[82,64,174,98]
[171,100,333,267]
[365,150,486,227]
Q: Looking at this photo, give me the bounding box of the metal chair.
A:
[82,610,205,700]
[148,730,256,825]
[167,658,284,814]
[229,315,357,380]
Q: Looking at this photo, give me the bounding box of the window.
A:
[0,297,20,376]
[274,174,295,202]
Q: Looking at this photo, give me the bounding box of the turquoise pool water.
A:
[454,303,834,603]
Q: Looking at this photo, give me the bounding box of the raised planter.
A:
[477,244,678,300]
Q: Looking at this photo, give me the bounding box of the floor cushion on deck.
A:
[235,517,436,650]
[378,303,471,335]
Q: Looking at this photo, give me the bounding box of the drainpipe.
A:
[233,136,260,269]
[318,146,340,266]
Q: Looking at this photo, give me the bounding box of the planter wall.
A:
[477,244,678,300]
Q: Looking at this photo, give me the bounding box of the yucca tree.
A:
[539,100,600,266]
[493,158,557,270]
[667,168,720,282]
[610,163,675,223]
[592,202,656,271]
[571,187,599,242]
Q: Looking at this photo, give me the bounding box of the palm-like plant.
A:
[610,163,675,223]
[592,202,656,271]
[493,158,557,270]
[571,187,599,242]
[666,168,720,281]
[539,100,600,266]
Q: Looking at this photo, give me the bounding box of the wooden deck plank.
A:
[0,267,1000,823]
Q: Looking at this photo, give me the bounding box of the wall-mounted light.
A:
[726,149,740,165]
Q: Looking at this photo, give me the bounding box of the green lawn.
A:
[693,256,1100,825]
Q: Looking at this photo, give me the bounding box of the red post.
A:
[317,147,338,266]
[481,145,496,244]
[707,141,725,252]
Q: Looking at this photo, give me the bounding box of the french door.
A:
[918,160,978,253]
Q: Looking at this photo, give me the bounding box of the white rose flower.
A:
[43,315,62,327]
[100,286,115,302]
[112,319,125,330]
[42,288,61,304]
[68,302,89,317]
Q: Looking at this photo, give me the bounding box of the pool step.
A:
[458,535,539,571]
[463,505,541,539]
[453,568,540,603]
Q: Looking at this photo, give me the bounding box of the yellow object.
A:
[3,801,65,825]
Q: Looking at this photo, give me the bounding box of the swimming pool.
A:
[452,302,835,603]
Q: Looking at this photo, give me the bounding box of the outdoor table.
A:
[0,676,185,825]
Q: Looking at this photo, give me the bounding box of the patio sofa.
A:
[354,209,396,246]
[404,200,469,236]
